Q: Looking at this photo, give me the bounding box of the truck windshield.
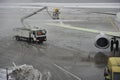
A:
[37,31,42,35]
[114,72,120,80]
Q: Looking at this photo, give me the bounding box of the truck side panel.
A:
[21,29,30,38]
[15,29,30,38]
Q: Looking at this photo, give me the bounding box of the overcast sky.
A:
[0,0,120,3]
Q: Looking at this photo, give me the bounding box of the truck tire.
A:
[15,36,20,41]
[28,38,33,43]
[38,41,43,44]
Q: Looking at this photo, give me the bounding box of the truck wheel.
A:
[15,36,20,41]
[28,38,33,43]
[38,41,43,44]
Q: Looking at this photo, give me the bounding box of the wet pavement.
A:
[0,5,119,80]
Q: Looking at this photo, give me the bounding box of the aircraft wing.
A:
[45,22,120,37]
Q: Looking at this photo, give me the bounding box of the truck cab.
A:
[30,28,47,42]
[104,57,120,80]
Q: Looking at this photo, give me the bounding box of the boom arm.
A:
[21,6,48,27]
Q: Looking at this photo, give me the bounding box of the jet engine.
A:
[95,33,110,49]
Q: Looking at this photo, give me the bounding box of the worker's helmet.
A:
[54,8,59,12]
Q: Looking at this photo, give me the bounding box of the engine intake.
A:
[95,33,110,49]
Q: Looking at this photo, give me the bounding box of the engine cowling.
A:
[95,33,110,49]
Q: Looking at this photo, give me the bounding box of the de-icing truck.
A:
[14,7,48,43]
[14,27,47,43]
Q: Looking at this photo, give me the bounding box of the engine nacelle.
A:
[95,33,110,49]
